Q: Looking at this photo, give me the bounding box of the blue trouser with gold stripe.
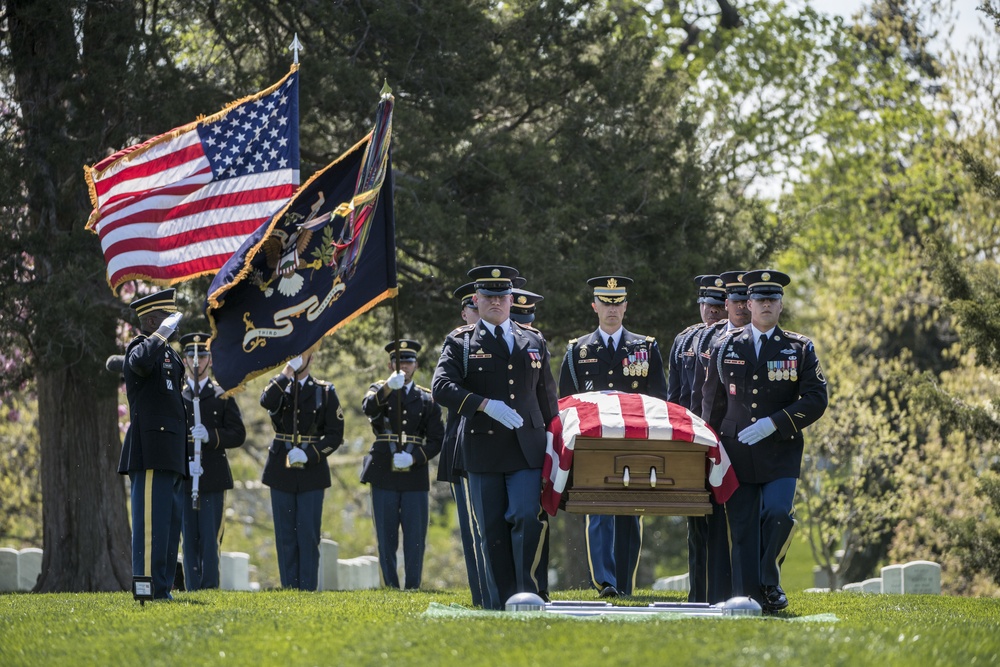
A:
[586,514,642,595]
[129,470,183,599]
[453,478,491,607]
[371,487,429,589]
[181,489,226,590]
[760,478,796,587]
[686,498,732,603]
[467,469,545,609]
[270,487,324,590]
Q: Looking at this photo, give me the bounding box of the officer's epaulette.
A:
[451,323,476,335]
[710,320,728,332]
[312,378,332,387]
[416,384,432,395]
[645,335,656,342]
[514,321,541,334]
[721,326,744,339]
[213,384,226,398]
[781,330,810,342]
[679,323,701,335]
[569,337,579,345]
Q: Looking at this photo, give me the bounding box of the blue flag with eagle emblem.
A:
[206,89,396,393]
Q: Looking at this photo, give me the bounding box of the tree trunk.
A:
[35,365,132,592]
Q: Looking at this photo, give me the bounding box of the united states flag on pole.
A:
[541,391,738,515]
[84,67,300,292]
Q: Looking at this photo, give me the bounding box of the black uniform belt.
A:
[374,434,426,447]
[274,433,320,447]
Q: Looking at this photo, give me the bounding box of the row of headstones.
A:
[651,560,942,595]
[0,540,381,593]
[805,560,942,595]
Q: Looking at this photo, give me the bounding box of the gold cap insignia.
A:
[518,296,527,304]
[762,272,771,281]
[400,341,408,349]
[193,335,202,343]
[737,273,744,281]
[607,278,618,289]
[491,269,501,278]
[715,278,724,287]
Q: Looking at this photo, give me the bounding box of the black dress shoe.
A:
[761,585,788,612]
[599,584,619,599]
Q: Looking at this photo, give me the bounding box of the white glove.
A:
[190,424,209,442]
[392,452,414,470]
[737,418,777,445]
[188,460,204,477]
[287,447,308,466]
[484,399,523,430]
[161,312,183,331]
[386,370,406,390]
[288,356,304,371]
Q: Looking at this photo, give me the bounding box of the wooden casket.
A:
[545,392,736,518]
[562,436,712,516]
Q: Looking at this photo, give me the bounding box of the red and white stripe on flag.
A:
[84,67,300,292]
[541,391,738,516]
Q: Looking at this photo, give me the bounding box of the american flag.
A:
[541,391,738,515]
[84,67,300,292]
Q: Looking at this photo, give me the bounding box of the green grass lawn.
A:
[3,588,999,667]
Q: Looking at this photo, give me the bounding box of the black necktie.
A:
[607,337,615,355]
[757,333,767,358]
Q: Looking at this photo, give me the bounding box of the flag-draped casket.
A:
[541,391,738,516]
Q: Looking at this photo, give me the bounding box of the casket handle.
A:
[649,467,657,488]
[622,466,630,487]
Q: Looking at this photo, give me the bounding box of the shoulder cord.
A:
[565,341,580,393]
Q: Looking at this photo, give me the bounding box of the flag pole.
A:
[392,295,404,463]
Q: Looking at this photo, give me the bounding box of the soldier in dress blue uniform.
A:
[432,265,559,609]
[701,269,828,612]
[436,282,491,606]
[178,333,247,590]
[685,272,749,603]
[667,275,727,407]
[361,339,444,589]
[118,288,188,601]
[558,276,669,597]
[260,349,344,590]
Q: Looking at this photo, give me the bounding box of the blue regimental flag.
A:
[206,108,396,393]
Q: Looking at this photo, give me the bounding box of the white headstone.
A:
[337,558,358,590]
[662,573,689,592]
[219,552,251,591]
[359,555,380,589]
[0,548,18,592]
[18,548,43,592]
[802,587,831,593]
[318,539,339,591]
[901,560,941,595]
[813,564,839,589]
[842,582,865,593]
[860,578,882,593]
[881,564,903,594]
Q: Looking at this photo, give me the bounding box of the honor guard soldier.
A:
[361,339,444,589]
[118,288,188,601]
[436,282,491,606]
[260,350,344,590]
[432,265,559,609]
[178,333,247,590]
[559,276,668,597]
[685,271,750,604]
[701,270,828,612]
[667,275,727,407]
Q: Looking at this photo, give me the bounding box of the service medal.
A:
[783,368,790,380]
[631,381,639,389]
[790,371,798,381]
[768,370,776,381]
[579,347,588,359]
